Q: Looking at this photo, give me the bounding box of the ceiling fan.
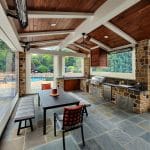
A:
[80,33,93,47]
[7,0,28,28]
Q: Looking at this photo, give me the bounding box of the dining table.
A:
[39,89,80,135]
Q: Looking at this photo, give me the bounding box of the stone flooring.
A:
[0,91,150,150]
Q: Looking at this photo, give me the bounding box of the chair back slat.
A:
[41,83,51,90]
[63,105,83,129]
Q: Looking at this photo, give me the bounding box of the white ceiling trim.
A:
[22,40,62,46]
[29,48,86,57]
[19,30,74,38]
[73,43,90,52]
[111,44,135,51]
[103,22,137,44]
[60,0,140,49]
[28,11,93,19]
[90,38,112,51]
[0,3,23,51]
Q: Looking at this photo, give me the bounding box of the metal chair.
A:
[41,83,51,90]
[54,105,85,150]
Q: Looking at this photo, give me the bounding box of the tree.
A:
[38,65,48,73]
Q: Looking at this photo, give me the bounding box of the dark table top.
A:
[39,89,80,109]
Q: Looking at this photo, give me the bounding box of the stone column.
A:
[134,39,150,113]
[19,52,26,96]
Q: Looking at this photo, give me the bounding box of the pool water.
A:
[31,77,53,82]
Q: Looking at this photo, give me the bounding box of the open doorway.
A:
[31,54,54,92]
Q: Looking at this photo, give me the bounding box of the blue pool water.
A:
[31,77,53,82]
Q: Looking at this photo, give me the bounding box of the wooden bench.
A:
[68,92,91,116]
[14,96,35,135]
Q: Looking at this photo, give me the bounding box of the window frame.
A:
[91,48,136,80]
[62,56,84,77]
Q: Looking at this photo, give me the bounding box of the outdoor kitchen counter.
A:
[57,77,87,91]
[103,82,134,88]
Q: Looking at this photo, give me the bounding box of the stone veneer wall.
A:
[135,39,150,113]
[19,52,26,96]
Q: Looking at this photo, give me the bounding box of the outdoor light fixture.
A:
[14,0,28,28]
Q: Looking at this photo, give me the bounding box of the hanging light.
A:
[15,0,28,28]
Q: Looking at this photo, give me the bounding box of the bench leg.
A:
[17,121,22,135]
[29,119,33,131]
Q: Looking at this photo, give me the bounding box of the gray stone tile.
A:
[94,133,125,150]
[118,120,145,137]
[34,135,79,150]
[71,124,96,143]
[109,116,123,124]
[100,119,117,130]
[139,113,150,120]
[140,132,150,143]
[109,129,132,145]
[125,138,150,150]
[128,116,145,124]
[112,109,129,120]
[84,116,107,135]
[79,139,103,150]
[138,120,150,131]
[25,127,46,150]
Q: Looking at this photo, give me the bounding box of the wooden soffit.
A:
[110,0,150,41]
[6,0,106,12]
[89,25,129,48]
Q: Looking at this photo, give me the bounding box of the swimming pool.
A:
[31,77,53,82]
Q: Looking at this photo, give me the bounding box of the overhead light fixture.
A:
[50,23,56,27]
[104,35,109,39]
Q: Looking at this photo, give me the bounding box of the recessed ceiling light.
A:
[104,35,109,39]
[50,23,56,27]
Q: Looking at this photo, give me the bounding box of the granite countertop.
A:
[104,82,144,92]
[56,76,86,80]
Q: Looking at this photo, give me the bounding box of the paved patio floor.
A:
[0,91,150,150]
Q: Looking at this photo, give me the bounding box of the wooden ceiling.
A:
[110,0,150,41]
[89,25,129,48]
[15,18,84,33]
[6,0,106,12]
[4,0,150,53]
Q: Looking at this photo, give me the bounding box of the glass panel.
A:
[31,54,54,92]
[64,56,84,76]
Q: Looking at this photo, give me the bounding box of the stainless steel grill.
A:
[90,76,105,85]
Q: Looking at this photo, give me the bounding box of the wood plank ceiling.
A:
[5,0,150,53]
[6,0,106,52]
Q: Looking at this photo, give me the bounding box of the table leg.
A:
[43,109,46,135]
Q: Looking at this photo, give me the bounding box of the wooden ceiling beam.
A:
[60,0,140,49]
[19,30,74,38]
[103,22,137,44]
[90,38,111,51]
[27,11,93,19]
[73,43,90,52]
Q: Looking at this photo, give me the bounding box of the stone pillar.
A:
[84,56,90,78]
[19,52,26,96]
[134,39,150,113]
